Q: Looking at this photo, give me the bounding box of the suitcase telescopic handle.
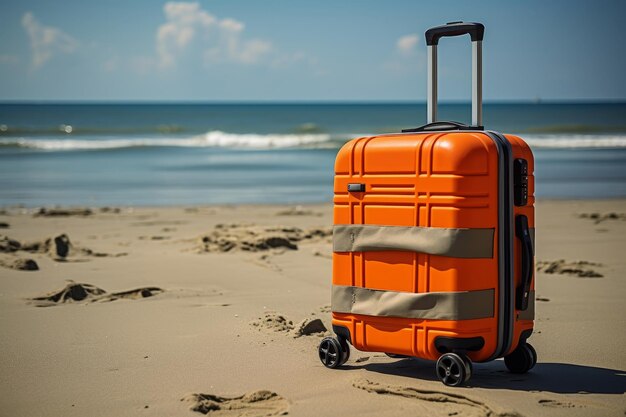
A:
[425,21,485,46]
[515,215,534,311]
[425,21,485,127]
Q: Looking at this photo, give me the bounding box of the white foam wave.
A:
[3,131,626,151]
[0,131,334,150]
[521,134,626,149]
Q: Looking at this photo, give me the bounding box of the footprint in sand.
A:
[195,224,332,253]
[1,235,22,253]
[250,312,294,333]
[2,233,126,261]
[139,235,171,240]
[250,312,327,338]
[538,399,579,408]
[34,207,93,217]
[578,212,626,224]
[29,281,164,307]
[275,206,322,217]
[352,379,522,417]
[0,257,39,271]
[131,220,188,227]
[99,207,122,214]
[182,390,289,416]
[100,287,164,302]
[536,259,603,278]
[253,254,283,272]
[312,249,332,259]
[292,317,327,338]
[31,282,106,305]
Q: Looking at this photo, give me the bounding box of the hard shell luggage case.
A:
[318,22,537,386]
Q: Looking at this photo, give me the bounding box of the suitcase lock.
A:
[347,183,365,192]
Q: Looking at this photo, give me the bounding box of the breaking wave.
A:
[521,134,626,149]
[2,131,626,151]
[0,131,339,151]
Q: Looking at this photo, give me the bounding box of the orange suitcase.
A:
[318,22,536,386]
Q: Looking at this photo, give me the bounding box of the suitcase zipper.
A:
[486,131,515,360]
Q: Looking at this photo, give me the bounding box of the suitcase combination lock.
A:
[513,159,528,206]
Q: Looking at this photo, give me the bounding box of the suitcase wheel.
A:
[504,342,537,374]
[318,337,349,368]
[435,353,472,387]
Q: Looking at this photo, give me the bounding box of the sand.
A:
[0,200,625,416]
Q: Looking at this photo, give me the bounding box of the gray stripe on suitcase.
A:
[331,285,494,320]
[333,224,494,258]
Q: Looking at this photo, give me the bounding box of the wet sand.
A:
[0,200,625,416]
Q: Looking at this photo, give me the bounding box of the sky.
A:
[0,0,625,102]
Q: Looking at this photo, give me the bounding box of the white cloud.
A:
[383,33,425,75]
[396,34,419,57]
[219,18,243,33]
[156,2,273,68]
[21,12,78,69]
[157,2,215,67]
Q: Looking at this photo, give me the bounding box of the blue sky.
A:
[0,0,624,101]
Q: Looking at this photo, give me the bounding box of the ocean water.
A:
[1,102,625,206]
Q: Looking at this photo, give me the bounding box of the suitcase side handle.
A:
[515,215,534,311]
[425,21,484,128]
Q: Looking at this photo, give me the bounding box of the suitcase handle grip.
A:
[425,21,485,46]
[515,215,534,311]
[402,121,483,133]
[426,21,483,127]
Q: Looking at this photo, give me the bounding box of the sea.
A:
[1,102,625,207]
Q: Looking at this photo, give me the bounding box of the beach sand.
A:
[0,200,625,416]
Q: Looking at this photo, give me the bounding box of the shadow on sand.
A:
[342,358,626,394]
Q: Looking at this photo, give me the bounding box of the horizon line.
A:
[1,98,626,105]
